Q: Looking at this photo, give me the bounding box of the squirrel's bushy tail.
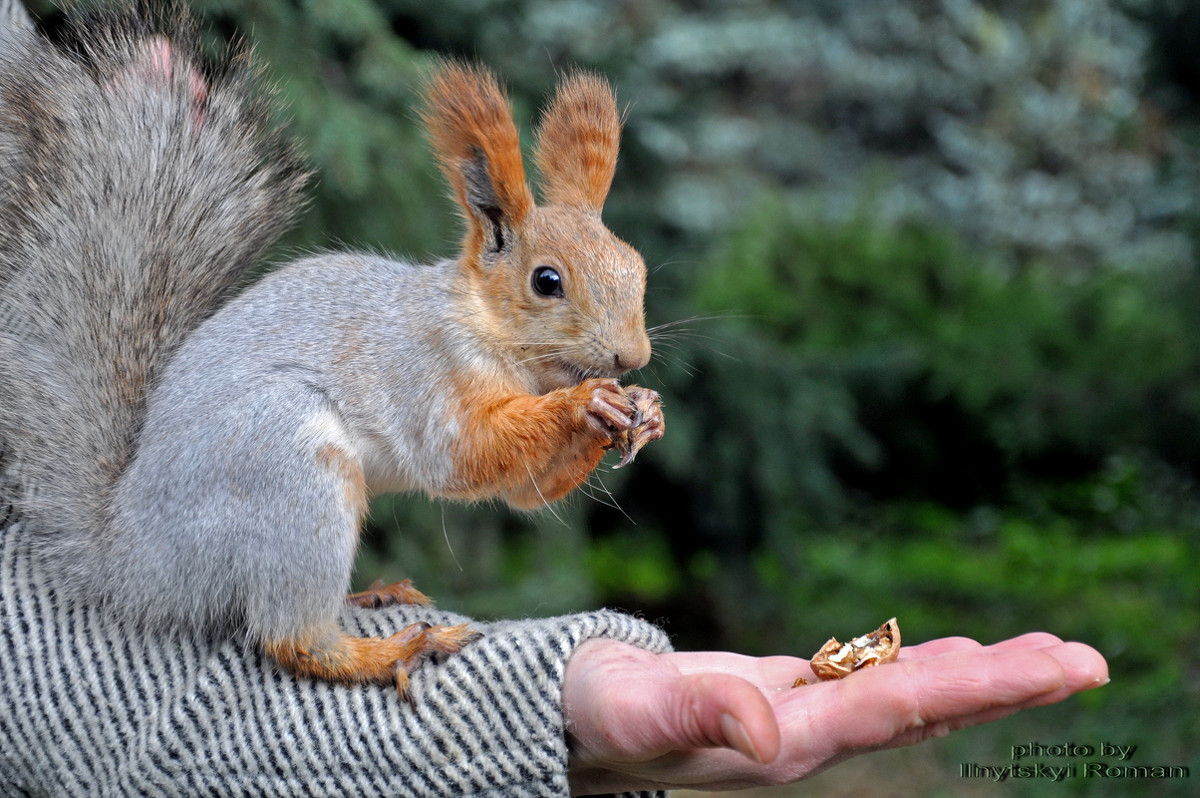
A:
[0,8,308,537]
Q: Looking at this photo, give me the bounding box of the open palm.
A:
[565,632,1108,794]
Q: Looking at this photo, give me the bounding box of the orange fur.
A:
[533,71,620,211]
[345,578,432,608]
[316,443,368,524]
[421,61,534,270]
[444,379,609,509]
[452,205,651,393]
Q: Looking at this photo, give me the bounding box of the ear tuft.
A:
[533,71,620,212]
[421,59,534,260]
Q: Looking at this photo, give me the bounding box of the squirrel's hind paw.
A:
[264,620,480,699]
[345,578,432,609]
[424,622,481,654]
[389,622,481,700]
[388,622,480,700]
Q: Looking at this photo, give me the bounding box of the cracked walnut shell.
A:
[794,618,900,686]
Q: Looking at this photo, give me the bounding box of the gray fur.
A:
[0,11,307,620]
[109,254,491,640]
[0,0,31,31]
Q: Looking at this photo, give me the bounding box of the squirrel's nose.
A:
[614,332,651,373]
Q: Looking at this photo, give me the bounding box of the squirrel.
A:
[0,5,663,695]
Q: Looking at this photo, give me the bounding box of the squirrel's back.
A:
[0,9,307,551]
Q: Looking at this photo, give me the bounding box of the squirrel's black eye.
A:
[531,265,564,297]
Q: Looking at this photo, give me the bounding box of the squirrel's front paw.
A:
[611,386,664,467]
[562,379,663,467]
[573,379,663,467]
[577,378,639,437]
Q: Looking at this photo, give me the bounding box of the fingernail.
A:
[720,712,763,764]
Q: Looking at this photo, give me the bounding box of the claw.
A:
[395,666,414,702]
[611,388,664,468]
[346,578,432,609]
[389,621,476,701]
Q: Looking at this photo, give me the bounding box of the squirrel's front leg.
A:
[448,378,644,509]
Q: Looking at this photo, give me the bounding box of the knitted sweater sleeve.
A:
[0,522,672,797]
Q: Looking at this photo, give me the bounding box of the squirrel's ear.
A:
[533,71,620,212]
[422,60,534,265]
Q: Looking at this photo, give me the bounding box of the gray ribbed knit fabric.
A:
[0,520,672,797]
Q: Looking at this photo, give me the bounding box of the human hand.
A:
[563,633,1108,794]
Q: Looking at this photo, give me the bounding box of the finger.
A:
[663,673,782,764]
[777,646,1071,762]
[590,670,782,765]
[672,637,984,687]
[613,421,664,468]
[986,631,1065,650]
[898,636,981,659]
[1041,641,1109,691]
[588,399,635,430]
[884,642,1109,749]
[669,651,809,688]
[567,643,786,764]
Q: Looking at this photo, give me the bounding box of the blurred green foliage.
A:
[24,0,1200,793]
[635,200,1200,793]
[694,198,1200,503]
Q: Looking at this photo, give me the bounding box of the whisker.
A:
[654,356,698,376]
[590,471,634,525]
[647,328,740,365]
[524,462,567,526]
[576,479,623,513]
[646,312,746,333]
[506,340,580,346]
[440,506,464,572]
[513,351,572,367]
[650,329,728,344]
[649,258,700,276]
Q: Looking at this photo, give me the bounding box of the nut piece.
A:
[795,618,900,686]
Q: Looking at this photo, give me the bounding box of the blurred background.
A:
[30,0,1199,794]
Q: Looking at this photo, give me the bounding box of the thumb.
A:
[656,672,781,764]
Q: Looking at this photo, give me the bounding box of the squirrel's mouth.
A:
[560,362,596,383]
[543,359,624,391]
